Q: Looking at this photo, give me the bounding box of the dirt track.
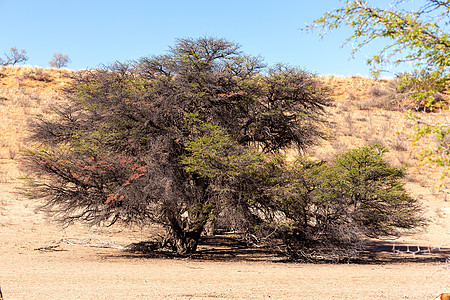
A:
[1,160,450,299]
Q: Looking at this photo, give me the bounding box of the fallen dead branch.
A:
[34,245,64,252]
[54,238,126,250]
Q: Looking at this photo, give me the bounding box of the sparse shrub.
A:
[356,99,374,110]
[357,99,386,111]
[0,170,7,184]
[379,115,391,138]
[22,68,52,83]
[356,116,367,122]
[49,53,71,68]
[391,133,408,152]
[396,153,408,166]
[368,85,388,98]
[357,85,397,110]
[273,144,425,260]
[367,137,383,146]
[346,92,357,102]
[440,132,450,150]
[8,147,16,160]
[337,100,352,112]
[0,48,28,66]
[330,139,347,153]
[391,139,408,152]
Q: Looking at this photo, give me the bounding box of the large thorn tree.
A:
[23,37,330,255]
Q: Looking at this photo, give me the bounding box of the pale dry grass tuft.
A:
[319,74,390,102]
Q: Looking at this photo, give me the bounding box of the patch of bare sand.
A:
[2,252,450,299]
[0,159,449,299]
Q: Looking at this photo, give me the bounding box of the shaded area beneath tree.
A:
[123,233,450,264]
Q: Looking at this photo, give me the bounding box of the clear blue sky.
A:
[0,0,398,76]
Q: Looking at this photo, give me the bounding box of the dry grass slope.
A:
[0,66,73,159]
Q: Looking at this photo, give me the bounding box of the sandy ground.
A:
[1,159,450,299]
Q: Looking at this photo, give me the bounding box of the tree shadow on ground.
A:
[355,240,450,264]
[120,234,288,262]
[115,234,450,264]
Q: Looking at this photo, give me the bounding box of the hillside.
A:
[0,66,73,159]
[0,66,450,298]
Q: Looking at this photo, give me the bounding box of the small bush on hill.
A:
[49,53,71,68]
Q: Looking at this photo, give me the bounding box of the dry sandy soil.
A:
[1,67,450,299]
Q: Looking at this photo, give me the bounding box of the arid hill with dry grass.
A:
[0,66,72,159]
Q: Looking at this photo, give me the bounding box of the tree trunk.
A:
[167,225,203,256]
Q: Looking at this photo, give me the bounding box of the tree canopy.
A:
[49,53,71,68]
[23,37,330,255]
[271,144,424,259]
[312,0,450,78]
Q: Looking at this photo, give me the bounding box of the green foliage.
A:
[312,0,449,110]
[312,0,450,185]
[317,144,423,235]
[413,120,450,172]
[181,122,264,179]
[312,1,450,75]
[394,70,448,111]
[271,144,424,259]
